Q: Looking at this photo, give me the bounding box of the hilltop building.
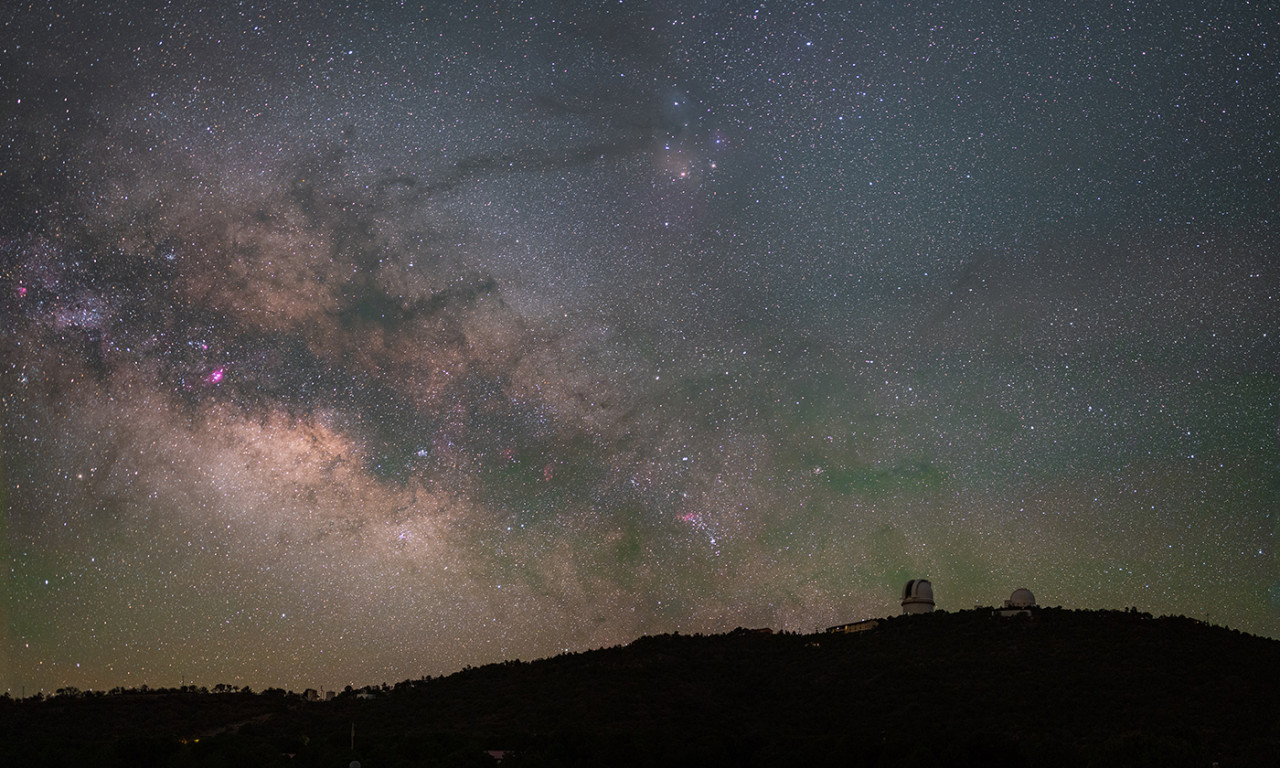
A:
[901,578,935,614]
[825,619,880,634]
[996,587,1037,617]
[822,581,1044,633]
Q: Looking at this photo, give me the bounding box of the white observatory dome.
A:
[1006,587,1036,609]
[901,578,935,614]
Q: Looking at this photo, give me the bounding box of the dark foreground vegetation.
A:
[4,608,1279,767]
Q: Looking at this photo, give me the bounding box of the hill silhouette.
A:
[4,607,1279,766]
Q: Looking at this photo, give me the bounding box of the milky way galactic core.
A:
[2,2,1277,693]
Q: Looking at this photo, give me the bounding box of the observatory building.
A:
[997,587,1037,617]
[901,578,935,614]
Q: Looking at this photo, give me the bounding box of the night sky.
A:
[2,1,1277,694]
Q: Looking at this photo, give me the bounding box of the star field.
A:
[1,1,1277,693]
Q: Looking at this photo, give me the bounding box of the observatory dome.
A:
[1005,588,1036,609]
[901,578,935,614]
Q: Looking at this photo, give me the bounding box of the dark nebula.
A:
[1,2,1276,693]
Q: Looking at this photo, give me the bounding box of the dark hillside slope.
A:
[4,608,1279,766]
[330,608,1279,766]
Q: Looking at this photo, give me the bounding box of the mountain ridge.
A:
[4,607,1279,766]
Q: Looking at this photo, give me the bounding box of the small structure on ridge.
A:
[996,587,1037,617]
[901,578,935,614]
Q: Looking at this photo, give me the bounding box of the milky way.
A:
[2,2,1277,693]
